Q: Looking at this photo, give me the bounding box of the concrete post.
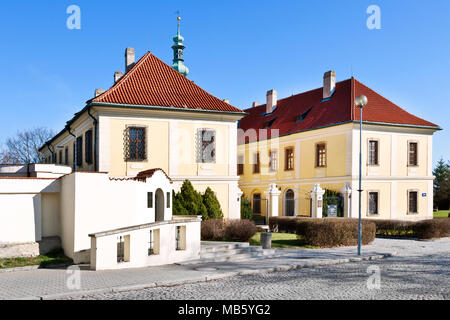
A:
[265,183,281,218]
[309,184,325,218]
[341,183,352,218]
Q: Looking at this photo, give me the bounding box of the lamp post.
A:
[355,95,368,256]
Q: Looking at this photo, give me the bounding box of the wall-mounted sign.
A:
[422,193,427,197]
[328,205,338,217]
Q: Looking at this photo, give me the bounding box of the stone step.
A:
[200,242,249,253]
[200,247,264,259]
[178,247,278,266]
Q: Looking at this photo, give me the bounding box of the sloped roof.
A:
[90,52,243,113]
[238,78,440,144]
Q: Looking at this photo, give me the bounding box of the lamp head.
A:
[355,95,368,109]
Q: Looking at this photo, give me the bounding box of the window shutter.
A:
[85,130,93,165]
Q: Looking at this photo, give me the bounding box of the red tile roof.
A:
[238,78,439,144]
[90,52,243,113]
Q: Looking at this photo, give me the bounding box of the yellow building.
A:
[40,36,245,220]
[237,72,441,221]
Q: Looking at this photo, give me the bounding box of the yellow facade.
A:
[238,122,436,221]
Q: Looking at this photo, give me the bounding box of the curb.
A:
[21,252,395,300]
[0,263,73,274]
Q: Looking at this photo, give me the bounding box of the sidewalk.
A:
[0,237,448,300]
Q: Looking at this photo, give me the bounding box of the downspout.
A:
[87,105,98,172]
[67,125,77,172]
[47,143,55,164]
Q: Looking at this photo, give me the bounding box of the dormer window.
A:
[295,108,312,123]
[263,118,277,129]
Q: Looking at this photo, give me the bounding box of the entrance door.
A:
[155,189,165,222]
[285,189,295,216]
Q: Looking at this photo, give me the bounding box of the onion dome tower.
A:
[171,17,189,77]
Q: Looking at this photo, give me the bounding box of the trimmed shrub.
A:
[295,218,376,248]
[224,219,257,242]
[202,187,223,219]
[241,197,253,220]
[412,219,450,239]
[201,219,257,242]
[269,217,299,234]
[201,219,225,241]
[368,219,415,237]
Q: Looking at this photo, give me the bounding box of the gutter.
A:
[66,125,77,172]
[87,106,98,172]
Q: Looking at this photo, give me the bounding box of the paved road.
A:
[64,250,450,300]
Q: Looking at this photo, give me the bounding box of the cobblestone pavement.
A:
[63,252,450,300]
[61,238,450,300]
[0,238,448,300]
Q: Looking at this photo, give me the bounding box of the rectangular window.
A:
[147,192,153,208]
[253,193,261,214]
[76,136,83,167]
[368,140,379,165]
[52,153,57,164]
[148,230,154,256]
[199,129,216,163]
[85,130,93,165]
[368,192,379,215]
[408,191,418,214]
[126,127,146,161]
[269,150,278,172]
[175,226,186,251]
[408,142,418,166]
[64,147,69,166]
[73,142,76,169]
[58,150,63,165]
[316,143,327,167]
[237,155,244,175]
[167,192,171,208]
[253,153,260,174]
[117,236,124,263]
[285,148,294,171]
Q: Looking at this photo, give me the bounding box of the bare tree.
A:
[0,128,55,164]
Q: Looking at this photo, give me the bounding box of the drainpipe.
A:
[47,143,55,165]
[67,125,77,172]
[87,106,98,172]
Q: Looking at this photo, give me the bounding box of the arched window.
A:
[285,189,295,216]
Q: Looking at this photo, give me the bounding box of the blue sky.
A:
[0,0,449,165]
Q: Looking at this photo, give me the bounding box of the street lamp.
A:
[355,95,368,256]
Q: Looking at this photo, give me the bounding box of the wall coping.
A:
[89,216,202,238]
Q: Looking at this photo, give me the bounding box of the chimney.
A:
[114,71,123,83]
[252,101,259,108]
[95,89,106,97]
[266,90,277,114]
[223,99,229,104]
[125,48,135,73]
[323,70,336,100]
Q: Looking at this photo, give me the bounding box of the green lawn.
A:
[0,249,72,270]
[434,210,449,219]
[250,232,318,249]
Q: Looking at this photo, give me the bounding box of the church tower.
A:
[171,17,189,77]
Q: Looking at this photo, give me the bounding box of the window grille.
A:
[124,127,146,161]
[196,129,216,163]
[368,192,379,215]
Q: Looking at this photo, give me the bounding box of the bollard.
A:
[260,232,272,249]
